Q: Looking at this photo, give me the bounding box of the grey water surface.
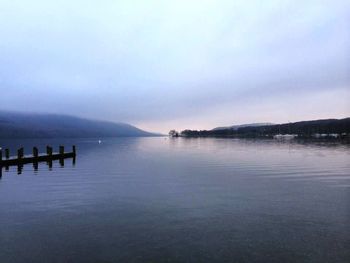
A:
[0,137,349,263]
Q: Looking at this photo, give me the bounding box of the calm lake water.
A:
[0,137,349,263]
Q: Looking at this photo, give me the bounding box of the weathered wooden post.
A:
[18,147,24,159]
[5,149,9,159]
[46,146,52,157]
[17,148,24,174]
[33,147,39,158]
[72,145,76,155]
[59,146,64,155]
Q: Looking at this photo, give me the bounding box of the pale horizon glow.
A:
[0,0,349,133]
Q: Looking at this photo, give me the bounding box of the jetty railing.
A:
[0,145,76,167]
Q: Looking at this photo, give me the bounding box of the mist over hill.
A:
[212,123,274,131]
[0,111,156,138]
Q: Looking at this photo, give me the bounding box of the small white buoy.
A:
[98,140,102,144]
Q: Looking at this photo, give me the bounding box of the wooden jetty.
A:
[0,145,76,167]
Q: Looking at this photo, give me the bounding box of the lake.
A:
[0,137,349,263]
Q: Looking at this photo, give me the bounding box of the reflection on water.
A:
[0,156,76,175]
[0,137,349,263]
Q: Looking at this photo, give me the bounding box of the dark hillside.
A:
[0,111,156,138]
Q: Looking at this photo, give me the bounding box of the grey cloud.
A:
[0,0,349,132]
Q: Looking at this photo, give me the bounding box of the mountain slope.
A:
[0,111,156,138]
[181,118,350,137]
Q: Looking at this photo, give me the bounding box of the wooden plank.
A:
[0,152,76,167]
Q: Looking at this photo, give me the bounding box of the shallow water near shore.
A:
[0,137,349,263]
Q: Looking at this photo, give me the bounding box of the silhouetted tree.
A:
[169,130,179,137]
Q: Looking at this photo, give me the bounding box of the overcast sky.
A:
[0,0,349,133]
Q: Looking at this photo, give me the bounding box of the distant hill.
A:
[181,118,350,138]
[212,123,274,131]
[0,111,156,138]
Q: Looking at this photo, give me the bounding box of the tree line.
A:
[179,118,350,138]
